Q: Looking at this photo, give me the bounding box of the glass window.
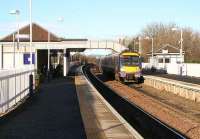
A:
[159,58,163,63]
[120,56,140,66]
[165,58,170,63]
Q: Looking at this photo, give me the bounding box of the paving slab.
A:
[0,77,86,139]
[75,72,142,139]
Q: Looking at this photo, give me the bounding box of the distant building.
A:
[147,44,185,68]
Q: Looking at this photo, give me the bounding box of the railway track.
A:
[82,65,187,139]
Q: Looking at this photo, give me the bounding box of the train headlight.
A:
[135,71,141,77]
[119,71,126,77]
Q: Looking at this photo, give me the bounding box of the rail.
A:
[82,65,187,139]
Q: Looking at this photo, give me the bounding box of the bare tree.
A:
[128,22,200,63]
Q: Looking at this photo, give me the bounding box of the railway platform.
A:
[0,65,142,139]
[75,66,142,139]
[0,76,86,139]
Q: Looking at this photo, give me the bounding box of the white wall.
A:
[142,63,200,77]
[184,64,200,77]
[155,55,184,64]
[3,52,31,69]
[0,43,35,70]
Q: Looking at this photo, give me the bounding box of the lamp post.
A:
[138,36,141,54]
[145,36,154,67]
[57,17,64,22]
[47,17,64,69]
[133,39,136,51]
[56,17,64,65]
[145,37,154,58]
[48,30,50,71]
[9,10,20,46]
[46,25,51,81]
[29,0,33,70]
[28,0,34,95]
[9,9,20,68]
[172,27,183,75]
[47,16,64,71]
[47,17,64,79]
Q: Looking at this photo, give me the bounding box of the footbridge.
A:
[33,40,127,52]
[1,39,127,53]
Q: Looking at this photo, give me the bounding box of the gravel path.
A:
[105,80,200,139]
[132,84,200,123]
[0,77,86,139]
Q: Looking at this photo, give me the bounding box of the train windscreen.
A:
[120,56,140,66]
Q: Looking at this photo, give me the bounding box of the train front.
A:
[119,52,144,83]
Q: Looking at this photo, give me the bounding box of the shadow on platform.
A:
[0,76,86,139]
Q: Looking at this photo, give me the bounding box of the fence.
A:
[0,68,35,114]
[142,63,200,77]
[144,75,200,102]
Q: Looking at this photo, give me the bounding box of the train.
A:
[99,51,144,83]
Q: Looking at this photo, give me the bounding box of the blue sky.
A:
[0,0,199,39]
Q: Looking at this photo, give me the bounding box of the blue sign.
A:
[23,53,35,64]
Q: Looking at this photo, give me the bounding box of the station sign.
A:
[15,34,30,40]
[23,53,35,64]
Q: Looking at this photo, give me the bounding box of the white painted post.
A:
[63,49,67,76]
[29,0,34,95]
[139,36,142,54]
[57,51,60,65]
[163,55,166,70]
[29,0,32,71]
[35,49,38,70]
[48,49,50,71]
[151,37,154,67]
[16,12,20,68]
[47,31,50,71]
[0,44,2,69]
[16,13,20,50]
[180,29,183,76]
[13,34,16,68]
[171,27,183,76]
[180,29,183,63]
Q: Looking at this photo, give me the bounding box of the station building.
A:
[147,44,185,68]
[0,23,88,76]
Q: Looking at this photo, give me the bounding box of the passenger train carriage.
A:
[100,51,144,83]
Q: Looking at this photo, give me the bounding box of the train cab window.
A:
[120,56,139,66]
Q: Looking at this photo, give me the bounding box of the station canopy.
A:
[0,23,87,43]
